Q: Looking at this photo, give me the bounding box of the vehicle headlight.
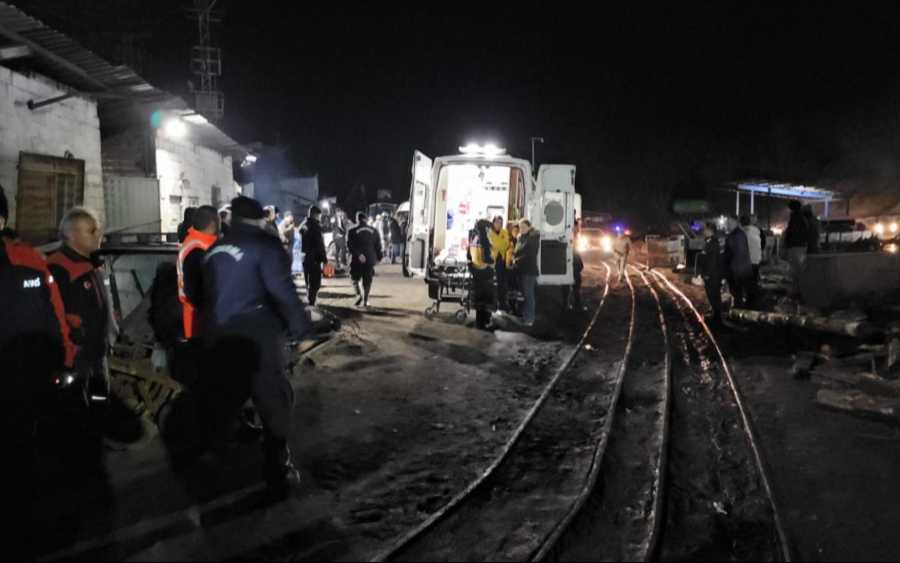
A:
[577,237,589,252]
[601,236,613,253]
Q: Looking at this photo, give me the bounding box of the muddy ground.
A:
[31,262,606,562]
[668,273,900,562]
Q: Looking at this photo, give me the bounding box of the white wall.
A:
[0,66,103,226]
[155,136,235,232]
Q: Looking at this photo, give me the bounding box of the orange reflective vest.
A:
[177,228,217,338]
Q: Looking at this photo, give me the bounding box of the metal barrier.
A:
[646,236,669,268]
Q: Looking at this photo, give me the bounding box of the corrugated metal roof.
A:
[0,2,250,161]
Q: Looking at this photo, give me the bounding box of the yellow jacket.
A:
[488,228,511,261]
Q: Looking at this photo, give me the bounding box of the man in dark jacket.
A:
[701,223,725,323]
[803,204,821,255]
[725,217,754,310]
[48,207,115,418]
[348,211,384,307]
[389,216,403,265]
[0,188,76,560]
[513,219,540,327]
[783,200,810,295]
[299,206,328,306]
[200,196,311,497]
[563,218,585,311]
[177,207,198,243]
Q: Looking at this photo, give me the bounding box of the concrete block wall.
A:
[102,129,154,177]
[0,67,103,226]
[800,252,900,310]
[155,136,234,232]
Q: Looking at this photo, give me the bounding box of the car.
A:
[578,227,613,254]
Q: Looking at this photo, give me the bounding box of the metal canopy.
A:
[731,180,840,217]
[736,181,837,201]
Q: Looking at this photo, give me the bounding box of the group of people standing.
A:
[468,216,541,331]
[701,215,768,324]
[700,202,819,325]
[0,187,118,555]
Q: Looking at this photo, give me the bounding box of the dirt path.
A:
[36,262,608,562]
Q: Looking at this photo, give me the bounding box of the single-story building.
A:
[0,2,252,243]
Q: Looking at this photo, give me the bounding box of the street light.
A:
[164,119,187,138]
[530,137,544,171]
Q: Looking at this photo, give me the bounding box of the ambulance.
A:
[404,144,579,289]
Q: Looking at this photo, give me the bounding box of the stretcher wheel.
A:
[425,307,436,320]
[455,310,468,324]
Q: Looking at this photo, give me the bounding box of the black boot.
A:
[353,282,363,307]
[363,285,371,308]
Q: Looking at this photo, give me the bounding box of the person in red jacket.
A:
[0,187,76,559]
[47,207,114,418]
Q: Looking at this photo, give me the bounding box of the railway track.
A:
[374,262,636,562]
[537,266,671,561]
[374,264,791,562]
[648,270,791,562]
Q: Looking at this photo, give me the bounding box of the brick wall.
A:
[0,66,103,226]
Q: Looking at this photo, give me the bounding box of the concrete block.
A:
[800,253,900,310]
[11,70,31,91]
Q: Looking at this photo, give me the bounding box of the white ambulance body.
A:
[405,147,578,287]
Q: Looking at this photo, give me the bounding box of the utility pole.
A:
[530,137,544,172]
[186,0,224,121]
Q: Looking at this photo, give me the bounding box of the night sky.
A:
[12,0,900,221]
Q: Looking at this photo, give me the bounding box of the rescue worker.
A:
[200,196,311,497]
[488,216,511,313]
[563,218,585,311]
[513,219,540,327]
[348,211,384,307]
[613,230,632,282]
[48,207,116,423]
[470,219,497,331]
[725,217,753,310]
[701,223,725,324]
[178,206,221,340]
[389,215,403,265]
[171,206,220,387]
[299,205,328,306]
[0,188,75,559]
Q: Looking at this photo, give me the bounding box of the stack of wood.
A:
[803,338,900,424]
[728,308,878,340]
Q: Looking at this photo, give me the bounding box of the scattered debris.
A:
[809,362,863,389]
[792,352,817,380]
[857,373,900,399]
[817,389,900,424]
